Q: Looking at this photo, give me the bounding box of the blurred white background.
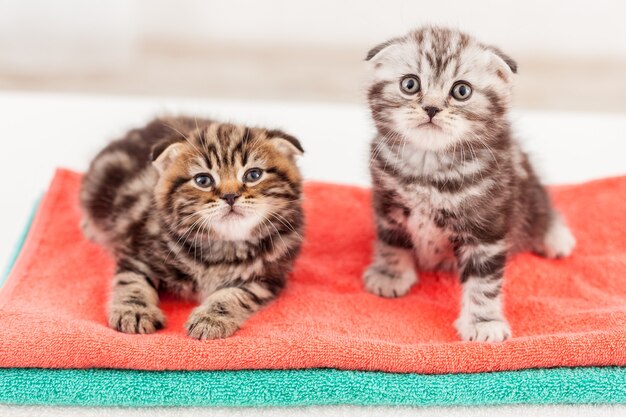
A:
[1,0,625,111]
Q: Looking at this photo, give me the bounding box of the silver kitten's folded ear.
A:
[365,37,402,61]
[151,137,185,173]
[487,46,518,74]
[265,129,304,158]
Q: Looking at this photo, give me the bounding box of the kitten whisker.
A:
[163,122,204,158]
[265,211,303,239]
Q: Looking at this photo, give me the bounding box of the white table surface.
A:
[0,90,625,416]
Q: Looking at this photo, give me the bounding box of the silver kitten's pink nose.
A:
[423,106,441,120]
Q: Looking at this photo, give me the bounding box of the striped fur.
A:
[80,116,304,339]
[363,27,576,342]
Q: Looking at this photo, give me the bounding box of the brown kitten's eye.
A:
[194,174,214,188]
[451,81,473,101]
[243,168,263,183]
[400,75,420,95]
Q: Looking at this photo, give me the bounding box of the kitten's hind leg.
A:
[541,211,576,259]
[186,277,283,340]
[108,265,165,334]
[363,241,418,298]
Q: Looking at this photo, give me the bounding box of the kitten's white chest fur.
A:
[381,146,460,271]
[404,184,456,271]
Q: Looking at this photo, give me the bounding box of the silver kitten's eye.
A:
[194,174,214,188]
[243,168,263,183]
[451,81,473,101]
[400,75,420,95]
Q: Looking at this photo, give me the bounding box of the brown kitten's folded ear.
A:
[152,138,185,173]
[487,46,518,74]
[266,130,304,159]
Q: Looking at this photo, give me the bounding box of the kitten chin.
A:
[363,26,575,343]
[209,210,267,241]
[80,116,305,339]
[395,123,458,152]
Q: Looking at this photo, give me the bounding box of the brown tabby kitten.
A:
[364,26,575,342]
[80,116,304,339]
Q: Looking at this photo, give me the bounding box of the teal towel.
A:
[1,367,625,407]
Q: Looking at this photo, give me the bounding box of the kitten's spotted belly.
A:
[406,199,455,272]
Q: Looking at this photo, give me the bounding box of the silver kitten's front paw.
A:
[363,264,418,298]
[455,317,511,342]
[109,304,165,334]
[185,309,239,340]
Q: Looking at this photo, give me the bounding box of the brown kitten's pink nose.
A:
[423,106,441,120]
[221,193,240,206]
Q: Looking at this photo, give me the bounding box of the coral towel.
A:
[1,169,625,374]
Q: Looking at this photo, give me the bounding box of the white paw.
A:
[543,217,576,258]
[455,317,511,342]
[363,264,417,298]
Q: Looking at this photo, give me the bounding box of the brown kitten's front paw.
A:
[185,309,239,340]
[455,317,511,343]
[363,264,418,298]
[109,304,165,334]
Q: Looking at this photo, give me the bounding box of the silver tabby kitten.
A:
[363,26,575,342]
[81,117,304,339]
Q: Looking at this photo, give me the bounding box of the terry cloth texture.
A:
[0,367,625,407]
[1,169,626,374]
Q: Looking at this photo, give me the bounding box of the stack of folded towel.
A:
[1,169,625,409]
